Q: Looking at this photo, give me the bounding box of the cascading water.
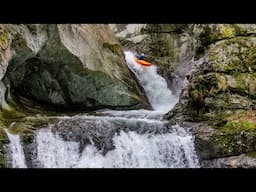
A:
[35,125,199,168]
[5,129,27,168]
[36,128,80,168]
[6,51,200,168]
[77,124,199,168]
[124,51,178,113]
[102,51,178,119]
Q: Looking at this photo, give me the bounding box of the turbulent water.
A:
[6,51,200,168]
[124,51,178,113]
[101,51,179,120]
[36,128,80,168]
[76,129,198,168]
[35,125,199,168]
[5,129,27,168]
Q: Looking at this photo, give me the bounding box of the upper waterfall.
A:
[124,51,178,113]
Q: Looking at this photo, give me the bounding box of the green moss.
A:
[188,73,220,114]
[187,71,256,122]
[0,157,6,167]
[213,110,256,156]
[246,151,256,159]
[209,37,256,73]
[209,54,218,62]
[195,72,256,100]
[216,73,227,92]
[0,107,58,167]
[189,73,219,98]
[211,116,256,157]
[221,120,256,133]
[0,105,49,135]
[204,112,228,128]
[231,24,247,35]
[212,133,250,157]
[232,73,247,95]
[204,109,254,131]
[0,108,50,167]
[8,118,48,135]
[103,43,123,56]
[215,62,237,73]
[199,25,237,47]
[221,25,236,39]
[227,73,256,97]
[0,107,26,128]
[0,27,9,50]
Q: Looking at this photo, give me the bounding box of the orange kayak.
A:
[134,57,152,67]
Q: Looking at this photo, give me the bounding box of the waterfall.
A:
[77,125,199,168]
[36,128,80,168]
[35,125,199,168]
[124,51,178,113]
[102,51,179,120]
[5,129,27,168]
[6,50,200,168]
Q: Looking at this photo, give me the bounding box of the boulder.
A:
[0,24,150,111]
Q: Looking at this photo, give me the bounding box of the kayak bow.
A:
[134,57,152,67]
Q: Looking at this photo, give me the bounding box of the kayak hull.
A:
[134,57,152,67]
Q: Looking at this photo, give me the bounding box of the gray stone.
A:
[0,24,150,111]
[201,153,256,168]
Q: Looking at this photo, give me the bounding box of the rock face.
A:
[201,153,256,168]
[164,24,256,165]
[3,24,256,168]
[0,24,151,167]
[110,24,256,166]
[0,24,150,111]
[109,24,197,95]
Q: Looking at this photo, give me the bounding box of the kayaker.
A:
[136,52,146,60]
[134,52,152,67]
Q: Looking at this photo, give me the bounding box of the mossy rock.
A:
[207,37,256,73]
[188,73,221,113]
[0,26,9,50]
[191,72,256,108]
[198,24,253,47]
[0,104,52,135]
[0,106,59,167]
[212,120,256,157]
[187,72,256,117]
[145,24,188,34]
[229,73,256,97]
[206,110,256,158]
[186,37,256,118]
[2,24,149,112]
[103,43,123,57]
[195,119,256,159]
[7,56,145,111]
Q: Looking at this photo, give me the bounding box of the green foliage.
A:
[221,120,256,133]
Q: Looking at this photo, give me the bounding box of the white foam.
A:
[5,129,27,168]
[124,51,178,113]
[35,125,199,168]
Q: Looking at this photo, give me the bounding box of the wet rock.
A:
[0,24,150,112]
[201,153,256,168]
